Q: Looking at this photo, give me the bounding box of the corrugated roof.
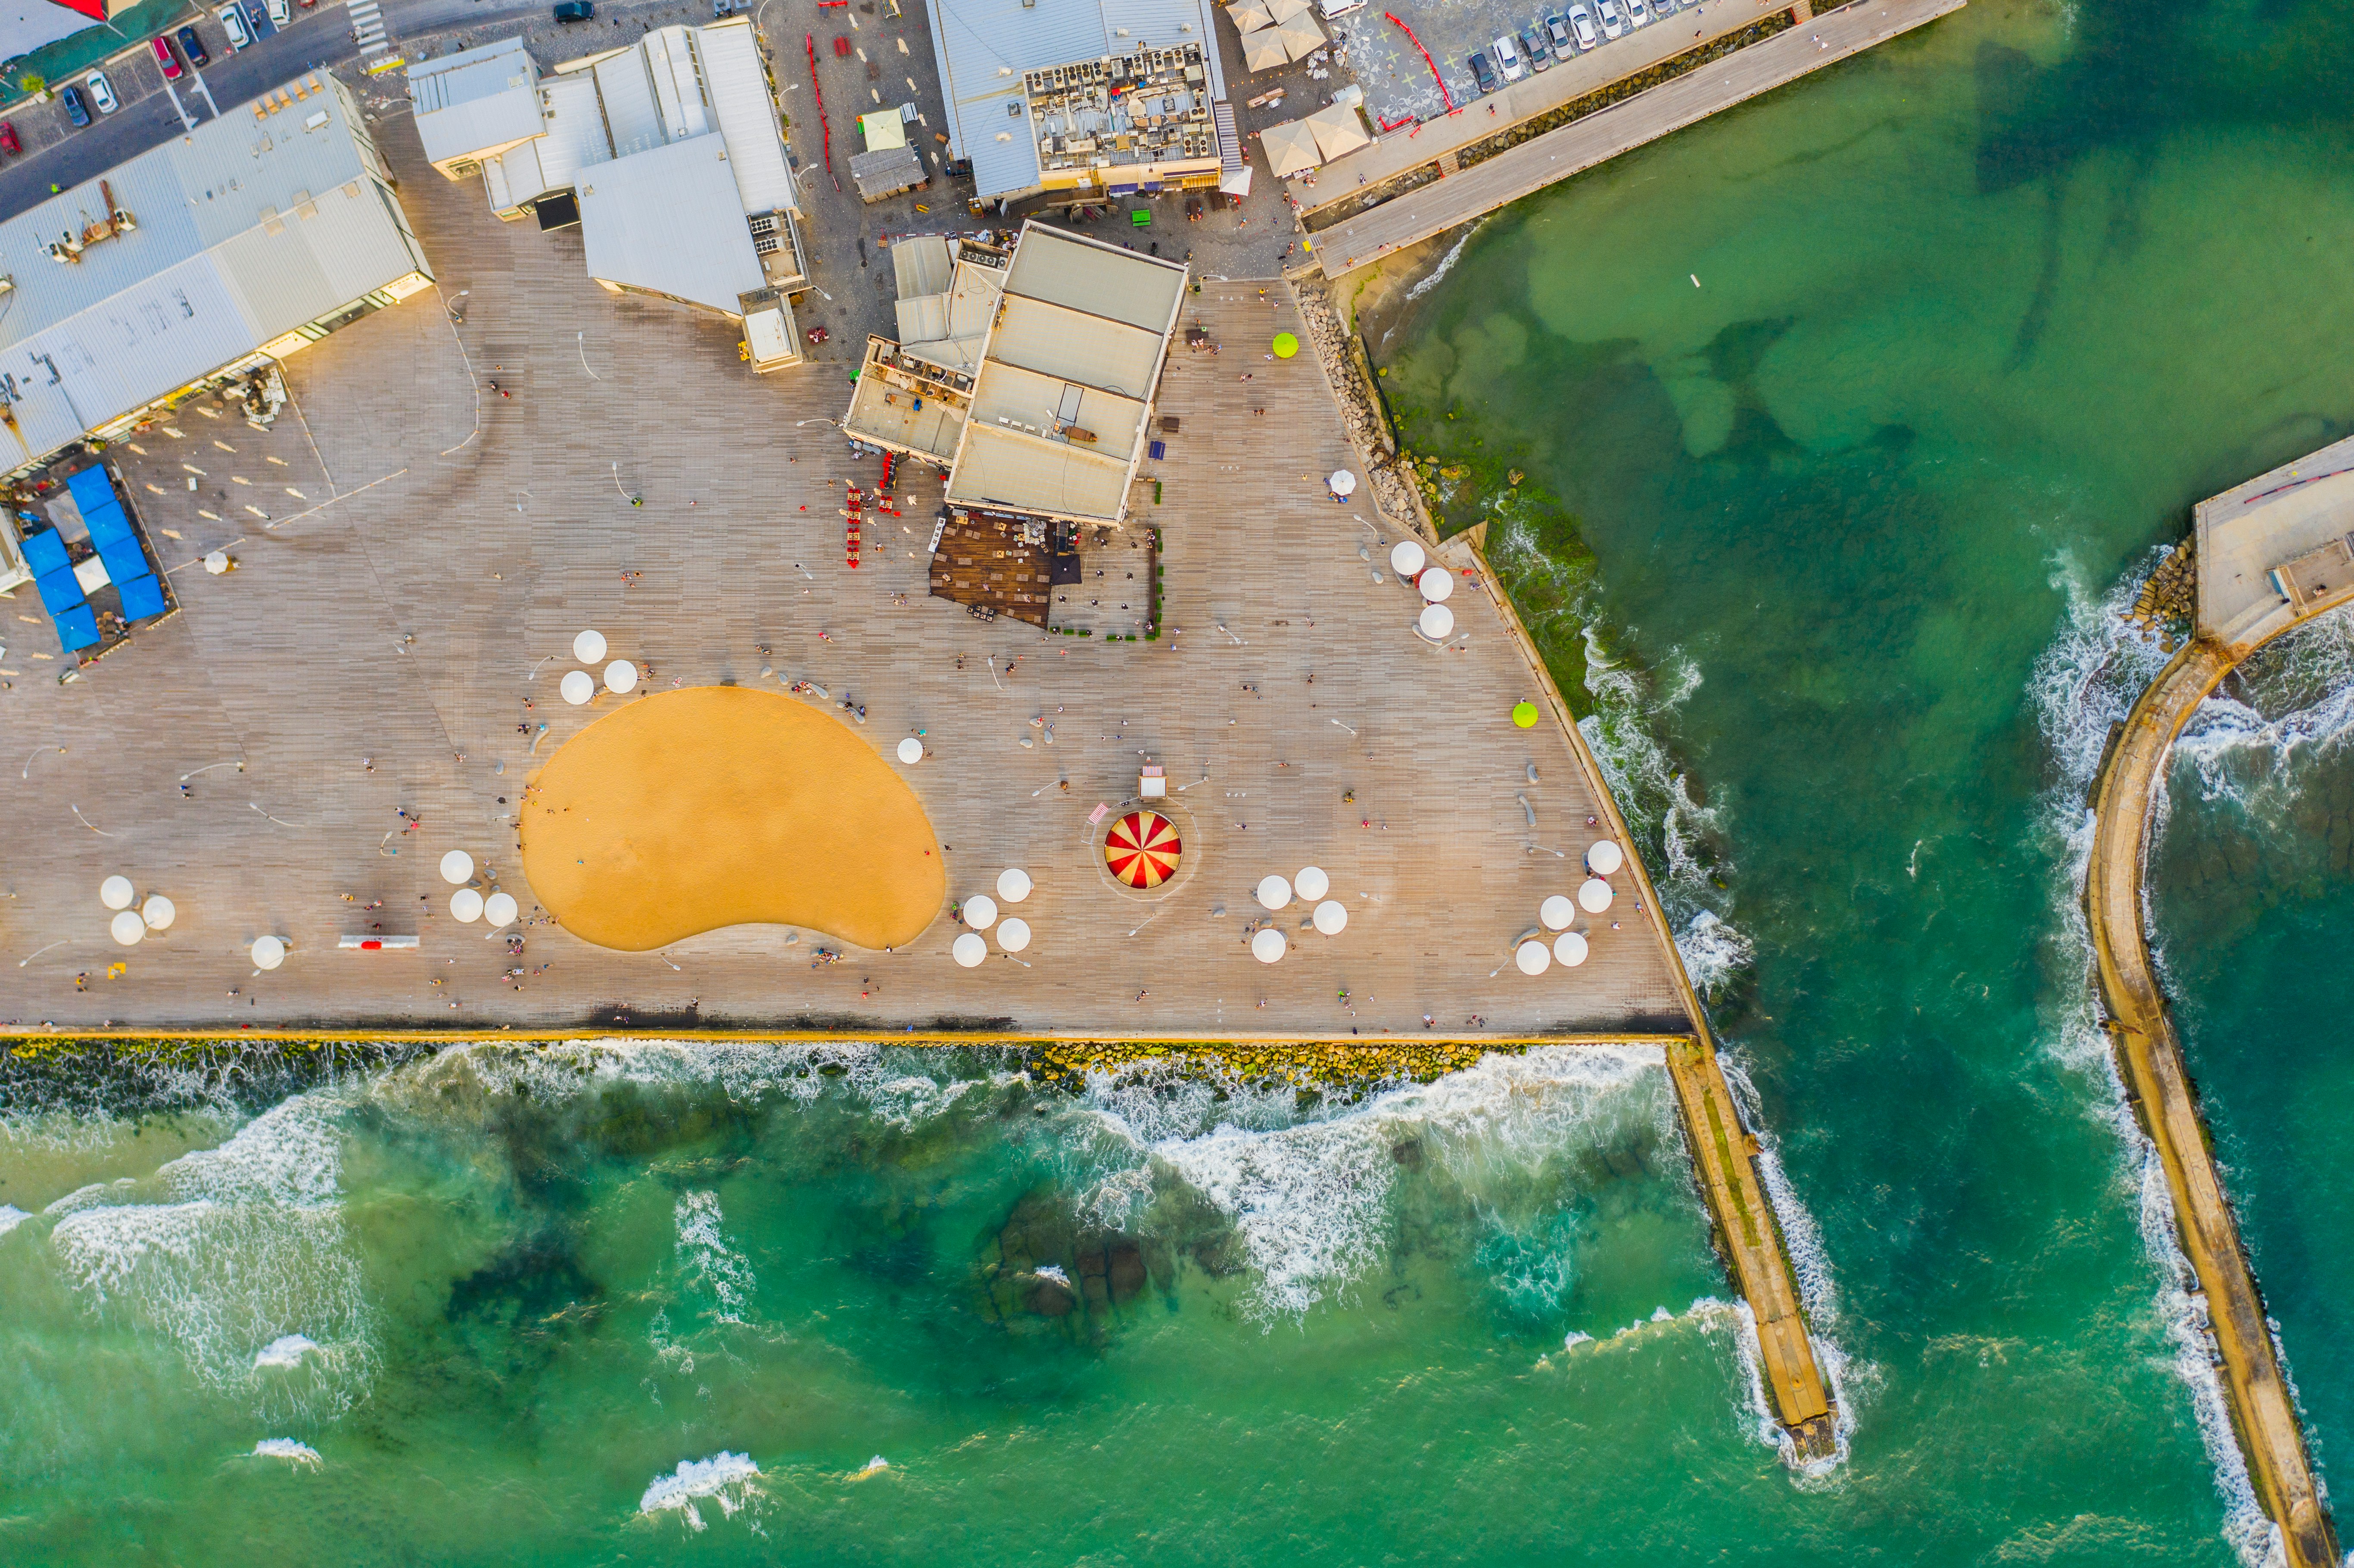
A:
[700,20,797,215]
[927,0,1228,201]
[578,134,763,315]
[896,293,951,343]
[967,359,1141,460]
[851,144,927,200]
[893,235,954,297]
[409,39,544,167]
[947,423,1131,518]
[846,371,966,461]
[1003,224,1186,333]
[593,49,665,157]
[988,296,1163,398]
[536,71,613,192]
[0,78,427,458]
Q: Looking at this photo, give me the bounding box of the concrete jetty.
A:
[1456,525,1837,1460]
[2083,438,2354,1568]
[1306,0,1965,280]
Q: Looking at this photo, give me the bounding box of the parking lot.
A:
[1328,0,1710,124]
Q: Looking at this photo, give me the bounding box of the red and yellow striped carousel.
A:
[1103,810,1182,889]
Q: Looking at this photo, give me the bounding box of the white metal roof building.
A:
[926,0,1232,203]
[409,20,803,321]
[0,72,432,482]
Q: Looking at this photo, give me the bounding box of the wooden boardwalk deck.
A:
[1310,0,1965,278]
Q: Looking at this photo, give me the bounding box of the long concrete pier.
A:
[2083,439,2354,1568]
[1308,0,1964,279]
[1454,526,1837,1460]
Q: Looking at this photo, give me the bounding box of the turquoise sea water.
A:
[8,0,2354,1560]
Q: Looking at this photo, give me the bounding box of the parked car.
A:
[266,0,290,25]
[1520,25,1550,68]
[1467,50,1498,93]
[0,121,18,156]
[151,35,183,79]
[60,84,89,127]
[215,3,251,49]
[1546,14,1576,55]
[1596,0,1626,37]
[177,24,209,65]
[1566,3,1599,47]
[1626,0,1651,25]
[1491,31,1525,81]
[85,70,117,115]
[552,0,595,19]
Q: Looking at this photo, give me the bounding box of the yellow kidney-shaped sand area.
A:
[520,686,945,952]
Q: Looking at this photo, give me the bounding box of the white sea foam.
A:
[251,1438,321,1467]
[2026,546,2305,1565]
[1401,222,1480,306]
[0,1204,29,1238]
[673,1191,757,1326]
[252,1335,320,1370]
[47,1092,375,1425]
[1079,1046,1666,1320]
[638,1452,762,1530]
[1032,1263,1071,1288]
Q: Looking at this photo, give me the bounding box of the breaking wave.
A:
[637,1452,763,1531]
[250,1438,322,1467]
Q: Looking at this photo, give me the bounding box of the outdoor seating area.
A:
[20,464,169,656]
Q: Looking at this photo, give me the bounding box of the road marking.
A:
[349,0,389,56]
[161,78,196,131]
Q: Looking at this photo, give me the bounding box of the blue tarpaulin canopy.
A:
[34,566,84,615]
[95,531,147,585]
[116,572,167,621]
[20,528,68,577]
[55,603,98,651]
[63,466,114,517]
[81,497,133,545]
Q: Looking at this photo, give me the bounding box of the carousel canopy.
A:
[1105,810,1183,889]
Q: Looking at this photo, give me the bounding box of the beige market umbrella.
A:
[451,888,485,923]
[953,932,987,967]
[1306,102,1371,161]
[1241,26,1291,73]
[1256,874,1293,911]
[1578,877,1614,914]
[1586,840,1625,875]
[1273,13,1324,62]
[1227,0,1274,31]
[1554,930,1589,967]
[574,629,607,664]
[1251,927,1287,963]
[441,849,476,884]
[997,917,1032,953]
[1313,899,1347,935]
[1266,0,1313,21]
[1515,939,1551,975]
[964,893,998,930]
[1294,865,1329,901]
[252,935,287,970]
[141,894,176,930]
[561,670,595,705]
[1540,894,1575,931]
[1260,117,1322,176]
[100,874,134,910]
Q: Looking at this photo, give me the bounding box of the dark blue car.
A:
[60,84,89,128]
[177,25,209,66]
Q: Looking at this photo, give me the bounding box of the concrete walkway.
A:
[1309,0,1963,278]
[2086,646,2338,1565]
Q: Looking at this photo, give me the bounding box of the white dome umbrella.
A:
[440,849,476,884]
[251,935,287,971]
[1251,926,1287,963]
[1515,938,1551,975]
[483,891,519,927]
[1418,603,1455,641]
[1389,539,1427,577]
[1586,839,1626,876]
[1293,865,1330,901]
[100,874,135,910]
[996,868,1033,903]
[1328,469,1357,497]
[573,629,607,664]
[1313,899,1347,935]
[560,669,595,706]
[450,888,485,922]
[997,917,1032,952]
[1539,894,1575,931]
[1578,877,1614,914]
[1418,566,1454,603]
[952,931,988,967]
[896,736,924,764]
[202,550,230,575]
[604,659,639,694]
[1255,874,1292,911]
[141,894,176,930]
[963,893,998,930]
[1554,930,1590,968]
[110,910,145,946]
